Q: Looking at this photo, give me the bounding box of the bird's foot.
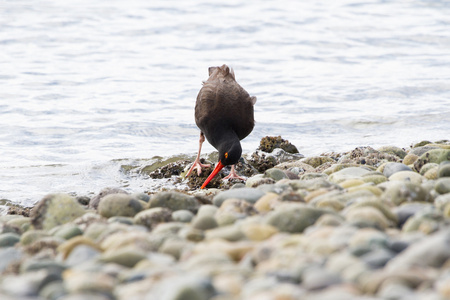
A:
[223,168,246,181]
[186,160,211,177]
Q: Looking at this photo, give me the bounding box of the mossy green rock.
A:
[301,156,335,168]
[98,194,143,218]
[383,182,432,205]
[419,149,450,165]
[31,194,86,231]
[266,204,331,233]
[149,192,200,213]
[377,146,407,159]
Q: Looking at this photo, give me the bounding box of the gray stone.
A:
[149,192,200,213]
[65,245,101,267]
[387,229,450,270]
[133,207,172,230]
[264,168,288,181]
[0,232,20,247]
[89,187,128,209]
[435,178,450,194]
[383,162,412,177]
[172,210,195,223]
[265,204,331,233]
[213,188,265,207]
[438,162,450,178]
[192,215,218,230]
[0,247,23,272]
[383,181,432,205]
[328,167,372,183]
[97,194,142,218]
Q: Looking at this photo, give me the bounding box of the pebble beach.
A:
[1,138,450,300]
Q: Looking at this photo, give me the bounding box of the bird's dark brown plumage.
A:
[187,64,256,189]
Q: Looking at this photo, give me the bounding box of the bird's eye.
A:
[224,152,228,159]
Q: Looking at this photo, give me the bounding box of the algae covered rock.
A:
[257,136,299,154]
[31,194,86,231]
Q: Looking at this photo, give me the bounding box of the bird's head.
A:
[200,140,242,189]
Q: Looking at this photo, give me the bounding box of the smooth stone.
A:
[0,247,23,272]
[435,193,450,211]
[212,188,265,207]
[410,145,438,156]
[178,227,205,242]
[386,229,450,270]
[377,282,414,300]
[345,206,390,229]
[349,200,398,225]
[382,181,432,205]
[300,173,328,180]
[172,210,195,223]
[424,167,439,180]
[101,231,154,253]
[30,194,86,231]
[20,259,66,274]
[435,178,450,194]
[97,194,142,218]
[323,163,361,175]
[52,225,83,240]
[205,225,245,242]
[192,215,218,230]
[196,205,218,218]
[420,162,439,175]
[392,203,434,227]
[89,187,128,209]
[328,167,372,183]
[347,185,383,196]
[438,162,450,178]
[403,153,419,165]
[133,207,172,230]
[149,191,200,213]
[419,149,450,164]
[20,230,50,246]
[107,216,134,225]
[301,268,341,290]
[301,156,335,168]
[57,236,101,260]
[402,210,444,234]
[240,223,278,241]
[6,216,31,231]
[389,171,423,184]
[100,248,147,268]
[254,192,278,212]
[265,204,332,233]
[39,281,67,300]
[377,146,407,158]
[288,178,336,191]
[339,179,365,189]
[264,168,288,181]
[383,162,412,177]
[0,269,60,297]
[0,232,20,247]
[218,198,257,216]
[63,269,115,296]
[132,192,150,202]
[360,248,396,268]
[159,238,190,260]
[65,244,101,266]
[245,174,276,188]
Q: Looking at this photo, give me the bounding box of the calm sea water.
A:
[1,0,449,206]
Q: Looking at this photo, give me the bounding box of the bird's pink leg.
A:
[223,165,246,181]
[186,132,211,177]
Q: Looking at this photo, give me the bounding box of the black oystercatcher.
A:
[186,64,257,189]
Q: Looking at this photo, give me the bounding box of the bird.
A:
[186,64,257,189]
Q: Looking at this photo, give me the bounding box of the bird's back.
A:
[195,65,256,148]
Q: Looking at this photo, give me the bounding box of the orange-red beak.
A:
[201,161,225,189]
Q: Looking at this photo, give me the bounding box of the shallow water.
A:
[1,0,449,206]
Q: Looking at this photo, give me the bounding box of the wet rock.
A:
[149,191,200,213]
[258,136,299,154]
[89,187,128,209]
[97,194,142,218]
[383,162,412,177]
[31,194,86,231]
[212,188,265,207]
[133,207,172,230]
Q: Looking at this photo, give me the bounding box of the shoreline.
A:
[1,137,449,299]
